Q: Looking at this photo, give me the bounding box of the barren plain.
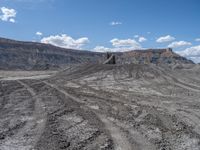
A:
[0,64,200,150]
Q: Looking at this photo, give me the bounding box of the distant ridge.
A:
[0,37,104,70]
[116,48,194,64]
[0,37,194,70]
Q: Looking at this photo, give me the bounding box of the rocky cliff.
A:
[0,37,104,70]
[115,48,194,65]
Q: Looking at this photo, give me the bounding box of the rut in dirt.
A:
[0,80,46,150]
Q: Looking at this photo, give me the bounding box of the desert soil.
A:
[0,64,200,150]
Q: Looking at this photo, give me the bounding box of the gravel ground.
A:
[0,64,200,150]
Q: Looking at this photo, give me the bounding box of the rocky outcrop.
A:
[115,48,194,65]
[0,37,104,70]
[103,53,116,64]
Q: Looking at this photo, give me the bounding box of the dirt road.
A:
[0,64,200,149]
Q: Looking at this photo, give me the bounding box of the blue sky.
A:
[0,0,200,62]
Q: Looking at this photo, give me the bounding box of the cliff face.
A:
[0,37,194,70]
[0,38,104,70]
[116,48,194,64]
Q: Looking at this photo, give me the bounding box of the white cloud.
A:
[168,41,192,48]
[93,46,111,52]
[156,35,175,43]
[188,57,200,63]
[134,35,139,38]
[41,34,89,49]
[110,21,122,26]
[177,45,200,63]
[0,7,16,23]
[9,18,15,23]
[93,38,142,52]
[93,46,141,53]
[110,38,141,49]
[36,32,43,36]
[195,38,200,42]
[138,37,147,42]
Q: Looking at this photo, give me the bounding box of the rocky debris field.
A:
[0,64,200,150]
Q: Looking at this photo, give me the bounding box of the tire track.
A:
[96,115,133,150]
[0,80,47,150]
[43,81,84,104]
[43,81,134,150]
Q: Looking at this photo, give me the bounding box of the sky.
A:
[0,0,200,63]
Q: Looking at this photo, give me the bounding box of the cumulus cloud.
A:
[36,32,43,36]
[156,35,175,43]
[93,46,140,53]
[110,21,122,26]
[41,34,89,49]
[9,18,15,23]
[138,37,147,42]
[195,38,200,42]
[0,7,16,23]
[93,38,142,52]
[134,35,147,42]
[110,38,141,49]
[93,46,111,52]
[177,45,200,63]
[168,41,192,48]
[134,35,139,38]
